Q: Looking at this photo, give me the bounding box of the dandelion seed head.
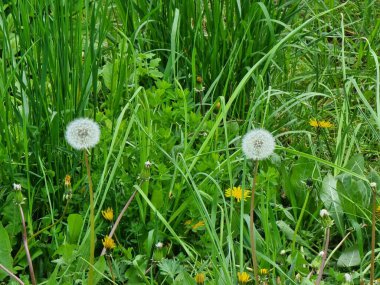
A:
[65,118,100,150]
[242,129,275,160]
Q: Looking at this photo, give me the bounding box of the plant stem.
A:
[18,205,36,285]
[85,151,95,285]
[0,263,24,285]
[316,227,330,285]
[29,200,70,241]
[249,160,259,285]
[291,188,311,252]
[370,185,376,285]
[106,255,115,283]
[101,189,138,256]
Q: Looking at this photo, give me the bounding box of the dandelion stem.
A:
[370,185,376,285]
[106,255,115,283]
[18,205,36,285]
[316,227,330,285]
[249,160,259,285]
[101,189,138,256]
[0,263,24,285]
[291,187,311,253]
[84,151,95,285]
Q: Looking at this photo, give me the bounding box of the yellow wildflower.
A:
[102,207,114,222]
[260,268,269,275]
[64,175,71,187]
[192,221,205,230]
[184,219,193,226]
[237,272,250,284]
[102,235,116,250]
[376,205,380,217]
[195,272,205,284]
[319,120,333,128]
[225,186,251,202]
[309,119,333,128]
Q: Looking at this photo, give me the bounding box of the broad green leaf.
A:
[344,154,365,176]
[320,174,344,235]
[337,246,361,267]
[67,214,83,244]
[0,222,13,280]
[276,220,308,247]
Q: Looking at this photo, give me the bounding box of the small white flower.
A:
[65,118,100,150]
[370,182,377,188]
[13,183,22,191]
[320,209,329,218]
[242,129,275,160]
[280,249,286,255]
[344,273,352,282]
[145,161,152,168]
[319,251,325,257]
[155,242,163,249]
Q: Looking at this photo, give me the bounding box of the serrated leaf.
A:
[337,246,360,267]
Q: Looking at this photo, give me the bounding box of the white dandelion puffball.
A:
[65,118,100,150]
[242,128,275,160]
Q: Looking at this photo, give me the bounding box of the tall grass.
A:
[0,0,379,284]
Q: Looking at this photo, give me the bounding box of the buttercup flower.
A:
[102,207,114,222]
[65,118,100,150]
[237,272,250,284]
[102,235,116,250]
[225,186,251,202]
[242,129,275,160]
[195,272,205,284]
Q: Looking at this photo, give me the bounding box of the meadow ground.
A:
[0,1,379,284]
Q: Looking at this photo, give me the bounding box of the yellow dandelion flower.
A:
[319,120,333,128]
[192,221,205,230]
[260,268,269,275]
[309,119,333,128]
[225,186,251,202]
[64,175,71,187]
[102,235,116,250]
[309,119,319,127]
[237,272,250,284]
[195,272,205,284]
[102,207,114,222]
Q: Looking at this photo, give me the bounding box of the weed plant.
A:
[0,0,379,284]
